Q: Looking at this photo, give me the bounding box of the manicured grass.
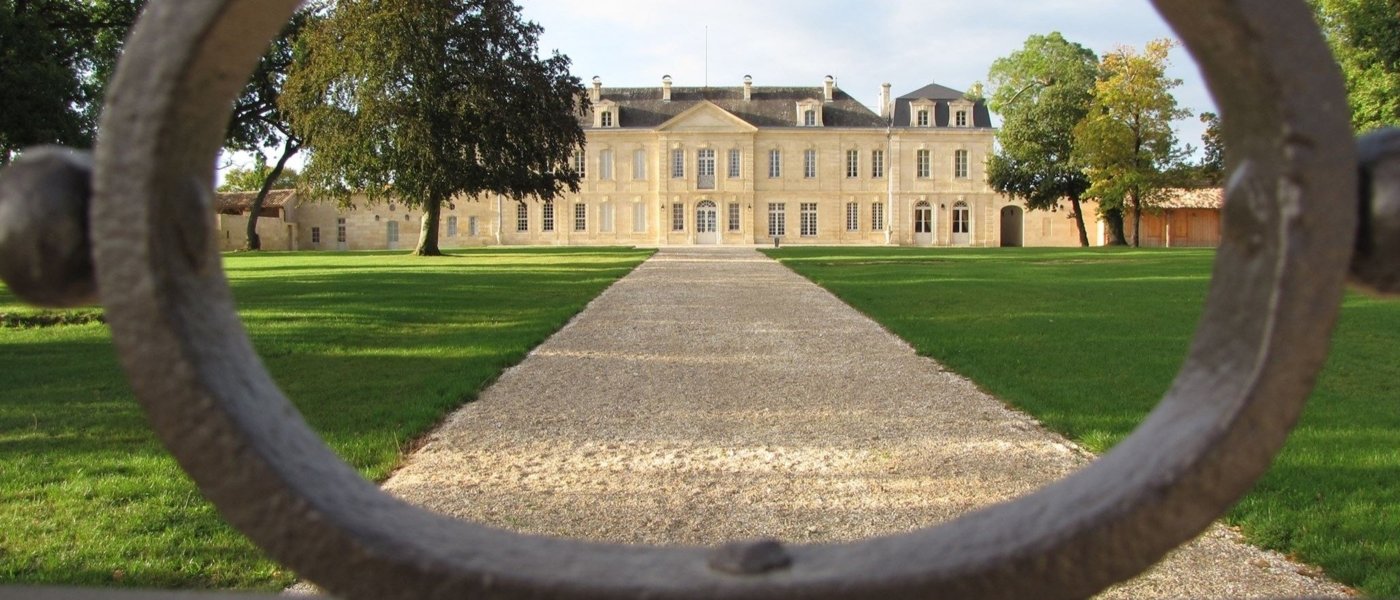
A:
[0,247,652,590]
[766,246,1400,598]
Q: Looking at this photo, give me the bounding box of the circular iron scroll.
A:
[90,1,1355,598]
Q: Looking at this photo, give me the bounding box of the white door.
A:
[696,200,718,244]
[914,201,933,246]
[952,201,971,246]
[387,221,400,250]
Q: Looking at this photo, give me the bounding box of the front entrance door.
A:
[952,201,971,246]
[914,201,933,246]
[696,200,718,244]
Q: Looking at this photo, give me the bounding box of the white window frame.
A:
[872,149,885,178]
[803,149,817,179]
[600,203,615,233]
[671,202,685,231]
[727,202,741,232]
[955,149,969,179]
[768,149,781,178]
[311,226,321,244]
[632,203,647,233]
[800,202,817,237]
[767,203,786,237]
[846,202,859,232]
[956,110,968,127]
[803,109,816,126]
[671,148,685,179]
[468,215,479,237]
[574,202,587,232]
[542,201,555,232]
[336,218,347,243]
[574,152,586,178]
[446,216,457,237]
[871,202,885,231]
[917,109,930,127]
[599,149,614,180]
[916,149,931,179]
[846,149,859,178]
[632,149,646,180]
[387,220,399,243]
[727,148,741,178]
[516,203,529,232]
[601,111,614,127]
[953,201,971,234]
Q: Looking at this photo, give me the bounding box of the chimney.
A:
[823,75,835,103]
[590,76,602,103]
[879,83,892,119]
[662,75,673,102]
[743,75,753,101]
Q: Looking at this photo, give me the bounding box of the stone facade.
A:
[218,78,1220,251]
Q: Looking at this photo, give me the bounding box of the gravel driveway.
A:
[376,247,1349,599]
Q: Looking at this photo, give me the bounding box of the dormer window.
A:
[601,111,614,127]
[955,110,967,127]
[950,98,975,128]
[593,99,619,128]
[917,109,930,127]
[796,99,823,127]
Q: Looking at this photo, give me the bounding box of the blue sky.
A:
[517,0,1216,153]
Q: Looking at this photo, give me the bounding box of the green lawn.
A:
[0,247,652,590]
[765,246,1400,597]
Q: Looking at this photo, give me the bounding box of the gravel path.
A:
[378,247,1349,598]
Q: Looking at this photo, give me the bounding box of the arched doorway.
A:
[696,200,718,244]
[951,201,971,246]
[914,201,933,246]
[1000,205,1024,247]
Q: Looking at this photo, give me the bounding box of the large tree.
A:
[283,0,586,256]
[986,32,1099,247]
[224,9,310,250]
[0,0,144,165]
[1073,39,1191,247]
[1310,0,1400,132]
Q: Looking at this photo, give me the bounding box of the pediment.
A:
[657,101,757,133]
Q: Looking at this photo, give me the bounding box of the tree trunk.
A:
[1104,207,1128,246]
[1068,194,1090,247]
[414,194,443,256]
[244,138,299,251]
[1130,188,1142,248]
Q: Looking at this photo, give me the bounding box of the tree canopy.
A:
[1310,0,1400,132]
[283,0,587,256]
[1073,39,1191,247]
[986,32,1099,247]
[0,0,144,164]
[218,156,300,193]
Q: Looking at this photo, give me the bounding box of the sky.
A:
[516,0,1217,153]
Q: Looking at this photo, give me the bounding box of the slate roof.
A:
[215,189,297,215]
[892,83,993,129]
[588,86,886,129]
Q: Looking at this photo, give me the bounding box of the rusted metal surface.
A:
[0,0,1369,598]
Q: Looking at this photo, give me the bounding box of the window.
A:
[727,148,741,178]
[633,149,646,180]
[336,218,347,243]
[800,202,817,237]
[697,148,715,189]
[601,111,613,127]
[543,200,555,232]
[803,109,816,126]
[803,149,817,179]
[768,149,781,178]
[915,201,932,233]
[447,216,458,237]
[574,202,587,232]
[600,203,615,233]
[955,150,969,179]
[727,202,741,232]
[953,201,970,234]
[956,110,968,127]
[516,203,529,232]
[311,227,321,244]
[468,216,479,237]
[872,149,885,178]
[387,220,399,243]
[574,152,586,178]
[767,203,786,237]
[671,148,684,179]
[846,149,859,178]
[917,109,930,127]
[671,202,685,231]
[846,202,859,231]
[871,202,885,231]
[916,149,931,178]
[633,203,647,233]
[599,149,614,180]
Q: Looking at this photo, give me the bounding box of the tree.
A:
[218,155,300,192]
[987,32,1099,247]
[1073,39,1191,247]
[224,10,310,250]
[1196,111,1224,186]
[1310,0,1400,132]
[282,0,587,256]
[0,0,144,165]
